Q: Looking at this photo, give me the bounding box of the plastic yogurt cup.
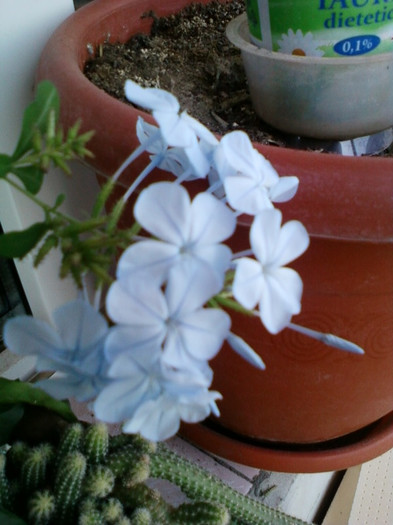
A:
[246,0,393,57]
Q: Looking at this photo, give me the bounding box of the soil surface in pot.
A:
[84,0,392,155]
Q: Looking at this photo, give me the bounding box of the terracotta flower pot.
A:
[36,0,393,471]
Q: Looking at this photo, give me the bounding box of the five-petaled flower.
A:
[117,182,236,287]
[232,208,310,334]
[214,130,299,215]
[4,299,110,401]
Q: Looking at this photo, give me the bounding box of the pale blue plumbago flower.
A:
[136,117,187,178]
[94,352,221,441]
[106,261,231,376]
[213,130,299,215]
[233,209,310,334]
[3,299,110,401]
[117,181,236,287]
[136,117,217,183]
[125,80,218,178]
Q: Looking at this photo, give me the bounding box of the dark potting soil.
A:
[84,0,392,155]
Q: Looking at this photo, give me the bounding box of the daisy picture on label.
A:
[277,29,325,57]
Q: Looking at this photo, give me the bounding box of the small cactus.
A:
[170,501,230,525]
[101,497,125,522]
[82,422,109,464]
[4,422,310,525]
[27,489,56,525]
[54,451,87,524]
[55,422,83,468]
[84,464,115,498]
[129,507,152,525]
[0,453,11,510]
[21,443,54,493]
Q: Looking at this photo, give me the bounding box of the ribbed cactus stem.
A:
[55,422,83,468]
[27,489,56,525]
[106,445,150,484]
[83,423,109,465]
[114,482,170,523]
[170,501,230,525]
[109,433,157,456]
[21,444,54,493]
[54,451,87,524]
[7,441,29,472]
[151,445,310,525]
[0,453,11,510]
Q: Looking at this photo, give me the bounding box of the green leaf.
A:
[0,405,25,445]
[0,223,49,258]
[0,508,28,525]
[0,154,12,178]
[12,81,60,159]
[0,378,77,423]
[11,166,44,194]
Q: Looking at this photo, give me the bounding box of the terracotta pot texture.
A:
[36,0,393,444]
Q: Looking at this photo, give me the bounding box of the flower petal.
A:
[117,240,179,284]
[250,209,282,264]
[190,192,236,244]
[106,277,168,327]
[163,308,230,367]
[4,316,64,358]
[232,257,264,310]
[134,182,190,244]
[104,326,163,364]
[52,299,108,355]
[269,176,299,203]
[271,220,310,267]
[125,80,179,113]
[123,396,181,441]
[259,267,303,334]
[224,175,273,214]
[165,261,221,315]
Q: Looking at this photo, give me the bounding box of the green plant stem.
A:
[150,445,311,525]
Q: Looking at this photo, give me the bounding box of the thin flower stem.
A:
[232,249,253,259]
[206,179,223,194]
[122,155,163,202]
[5,176,76,223]
[287,322,365,354]
[174,167,193,185]
[112,130,161,181]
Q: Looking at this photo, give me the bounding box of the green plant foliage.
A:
[0,223,50,258]
[12,81,60,160]
[0,379,77,427]
[0,406,25,445]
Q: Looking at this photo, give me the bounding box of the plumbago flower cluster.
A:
[3,81,363,442]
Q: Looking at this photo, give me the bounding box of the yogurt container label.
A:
[246,0,393,57]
